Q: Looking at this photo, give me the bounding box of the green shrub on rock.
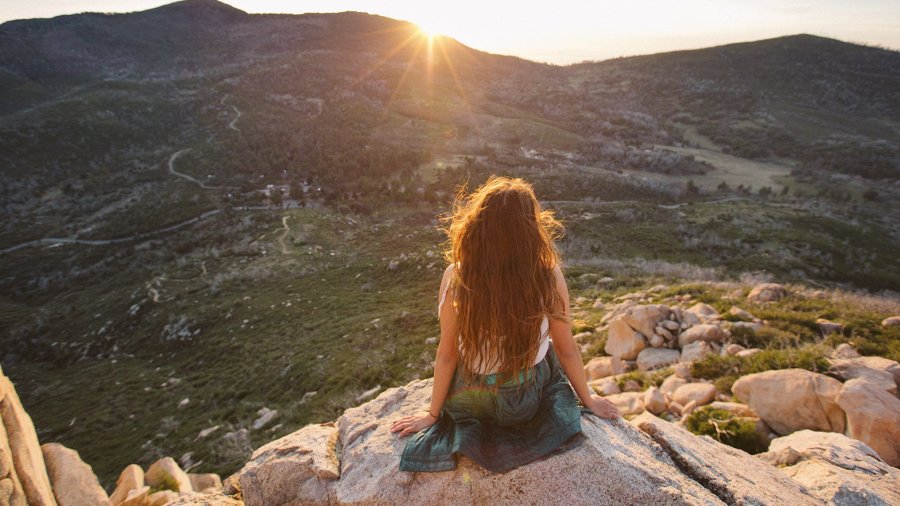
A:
[684,407,768,454]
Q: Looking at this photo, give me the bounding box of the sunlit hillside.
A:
[1,0,898,486]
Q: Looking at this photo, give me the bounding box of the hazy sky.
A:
[2,0,899,64]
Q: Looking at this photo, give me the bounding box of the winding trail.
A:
[277,215,291,255]
[1,209,222,255]
[168,149,238,190]
[220,94,242,131]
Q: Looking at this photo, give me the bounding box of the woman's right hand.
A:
[587,395,621,419]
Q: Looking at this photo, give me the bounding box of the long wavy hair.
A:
[442,176,567,386]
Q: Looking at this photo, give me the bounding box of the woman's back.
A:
[438,263,550,376]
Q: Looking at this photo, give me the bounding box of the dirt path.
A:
[168,149,238,190]
[277,215,291,254]
[0,209,222,255]
[220,95,242,131]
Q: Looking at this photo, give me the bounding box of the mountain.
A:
[1,0,899,489]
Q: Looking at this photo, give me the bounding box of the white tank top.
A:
[438,274,550,375]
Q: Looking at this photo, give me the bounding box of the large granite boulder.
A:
[604,317,647,360]
[0,366,57,506]
[41,443,110,506]
[632,413,820,505]
[237,378,726,505]
[213,376,900,505]
[759,430,900,505]
[732,369,845,435]
[835,378,900,467]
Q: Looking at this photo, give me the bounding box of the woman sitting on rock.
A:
[390,176,620,472]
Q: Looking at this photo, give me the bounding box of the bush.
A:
[691,344,830,389]
[149,471,180,494]
[684,407,768,454]
[614,367,672,390]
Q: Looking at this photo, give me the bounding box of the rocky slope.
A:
[4,326,900,505]
[217,377,897,505]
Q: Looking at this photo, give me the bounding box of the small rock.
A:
[110,464,144,505]
[815,318,843,334]
[660,375,688,396]
[642,387,666,415]
[606,392,645,416]
[636,348,680,371]
[735,348,762,358]
[119,486,149,506]
[147,490,178,506]
[728,306,755,320]
[831,343,860,359]
[584,356,625,380]
[881,316,900,328]
[724,343,745,356]
[589,377,621,396]
[708,401,757,417]
[677,324,727,347]
[672,383,717,407]
[146,457,193,493]
[622,379,642,392]
[685,303,719,322]
[252,407,278,430]
[747,283,786,303]
[673,363,691,379]
[188,473,223,492]
[680,341,714,362]
[648,334,665,348]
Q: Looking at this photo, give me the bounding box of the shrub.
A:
[684,407,768,454]
[149,471,180,494]
[614,367,672,390]
[691,344,830,387]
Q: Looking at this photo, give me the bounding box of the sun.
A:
[415,19,442,38]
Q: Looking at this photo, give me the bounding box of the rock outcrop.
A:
[835,378,900,467]
[237,379,731,505]
[759,430,900,505]
[633,413,820,505]
[0,366,57,506]
[224,377,898,505]
[41,443,110,506]
[731,369,845,434]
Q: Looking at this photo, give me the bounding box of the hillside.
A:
[1,0,899,489]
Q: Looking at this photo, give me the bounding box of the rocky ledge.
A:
[214,377,898,506]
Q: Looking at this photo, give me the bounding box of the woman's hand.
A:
[390,412,438,436]
[587,395,621,419]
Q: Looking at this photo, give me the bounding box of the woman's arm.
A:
[548,264,620,419]
[391,264,460,436]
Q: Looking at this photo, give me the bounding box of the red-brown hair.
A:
[442,176,566,385]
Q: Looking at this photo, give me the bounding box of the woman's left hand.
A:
[390,412,438,436]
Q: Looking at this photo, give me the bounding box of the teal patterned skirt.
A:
[399,345,583,472]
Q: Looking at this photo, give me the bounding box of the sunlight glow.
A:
[2,1,898,64]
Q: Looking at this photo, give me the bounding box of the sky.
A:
[1,0,899,64]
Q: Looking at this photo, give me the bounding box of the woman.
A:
[390,176,620,472]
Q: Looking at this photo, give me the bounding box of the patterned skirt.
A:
[399,345,583,472]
